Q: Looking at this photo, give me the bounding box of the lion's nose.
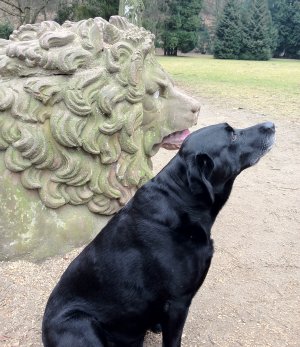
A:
[260,122,275,134]
[191,102,201,125]
[191,102,201,114]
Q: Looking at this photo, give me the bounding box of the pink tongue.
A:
[162,129,190,150]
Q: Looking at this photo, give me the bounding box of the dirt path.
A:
[0,98,299,347]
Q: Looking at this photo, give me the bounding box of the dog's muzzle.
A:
[260,121,276,152]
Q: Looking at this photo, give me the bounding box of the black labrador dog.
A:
[42,122,275,347]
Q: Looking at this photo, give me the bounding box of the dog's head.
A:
[180,122,275,203]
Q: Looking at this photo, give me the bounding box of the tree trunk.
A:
[164,48,178,56]
[23,6,30,24]
[119,0,144,26]
[119,0,125,16]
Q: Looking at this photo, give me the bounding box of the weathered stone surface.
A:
[0,16,200,261]
[0,153,110,261]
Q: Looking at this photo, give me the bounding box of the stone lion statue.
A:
[0,16,200,260]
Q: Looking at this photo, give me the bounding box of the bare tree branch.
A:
[0,14,13,20]
[42,7,47,21]
[0,0,22,12]
[0,5,17,17]
[31,0,50,24]
[0,0,54,25]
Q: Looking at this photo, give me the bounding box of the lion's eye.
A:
[153,90,160,99]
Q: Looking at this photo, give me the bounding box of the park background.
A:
[0,0,299,119]
[0,0,299,60]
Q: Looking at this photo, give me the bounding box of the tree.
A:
[289,1,300,58]
[269,0,300,58]
[55,2,75,24]
[55,0,119,24]
[119,0,144,26]
[162,0,203,56]
[196,22,212,54]
[240,0,274,60]
[202,0,227,22]
[142,0,168,46]
[213,0,243,59]
[0,0,51,26]
[0,22,13,39]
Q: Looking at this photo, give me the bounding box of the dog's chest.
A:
[165,234,214,295]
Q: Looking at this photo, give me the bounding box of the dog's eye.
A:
[232,133,238,142]
[153,90,160,99]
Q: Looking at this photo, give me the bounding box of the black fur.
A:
[42,122,275,347]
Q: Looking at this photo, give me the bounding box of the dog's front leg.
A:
[161,300,190,347]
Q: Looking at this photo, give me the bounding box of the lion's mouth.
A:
[161,129,190,150]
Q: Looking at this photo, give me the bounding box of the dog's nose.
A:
[260,122,275,134]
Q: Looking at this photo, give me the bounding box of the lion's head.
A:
[0,16,200,216]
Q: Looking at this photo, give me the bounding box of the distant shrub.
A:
[0,23,13,40]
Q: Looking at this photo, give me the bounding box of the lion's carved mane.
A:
[0,16,158,215]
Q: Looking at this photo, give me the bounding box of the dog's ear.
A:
[187,153,215,204]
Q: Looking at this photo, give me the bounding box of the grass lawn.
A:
[157,55,300,119]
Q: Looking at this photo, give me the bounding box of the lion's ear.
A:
[109,16,131,31]
[104,23,121,44]
[187,153,215,204]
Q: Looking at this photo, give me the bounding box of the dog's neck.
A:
[154,156,236,235]
[210,179,235,220]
